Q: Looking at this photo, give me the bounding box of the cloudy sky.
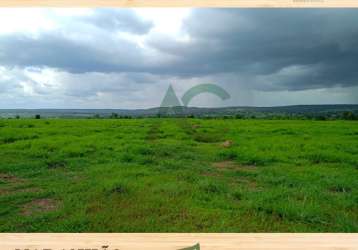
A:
[0,8,357,109]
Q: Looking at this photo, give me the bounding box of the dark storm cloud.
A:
[1,9,358,92]
[149,9,358,90]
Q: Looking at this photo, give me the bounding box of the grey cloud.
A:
[60,72,160,98]
[0,33,147,73]
[0,9,154,74]
[0,78,20,93]
[0,66,174,109]
[148,9,358,90]
[0,67,26,93]
[1,9,358,95]
[80,9,153,34]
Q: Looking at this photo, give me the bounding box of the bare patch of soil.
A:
[18,187,42,193]
[21,198,59,216]
[221,140,233,148]
[0,173,24,184]
[2,187,42,196]
[0,188,10,196]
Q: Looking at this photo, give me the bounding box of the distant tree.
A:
[15,115,20,119]
[342,111,355,120]
[316,115,327,121]
[110,113,118,119]
[235,114,243,119]
[35,114,41,119]
[93,114,100,119]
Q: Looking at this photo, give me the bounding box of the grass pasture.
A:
[0,118,357,232]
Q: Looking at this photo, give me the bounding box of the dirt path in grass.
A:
[177,119,232,145]
[145,120,163,141]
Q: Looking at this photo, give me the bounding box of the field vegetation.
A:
[0,118,357,232]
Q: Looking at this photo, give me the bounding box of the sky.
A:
[0,8,357,109]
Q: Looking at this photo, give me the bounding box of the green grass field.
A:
[0,118,357,232]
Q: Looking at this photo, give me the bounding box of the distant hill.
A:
[1,104,358,119]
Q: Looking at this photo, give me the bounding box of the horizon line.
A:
[1,103,358,110]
